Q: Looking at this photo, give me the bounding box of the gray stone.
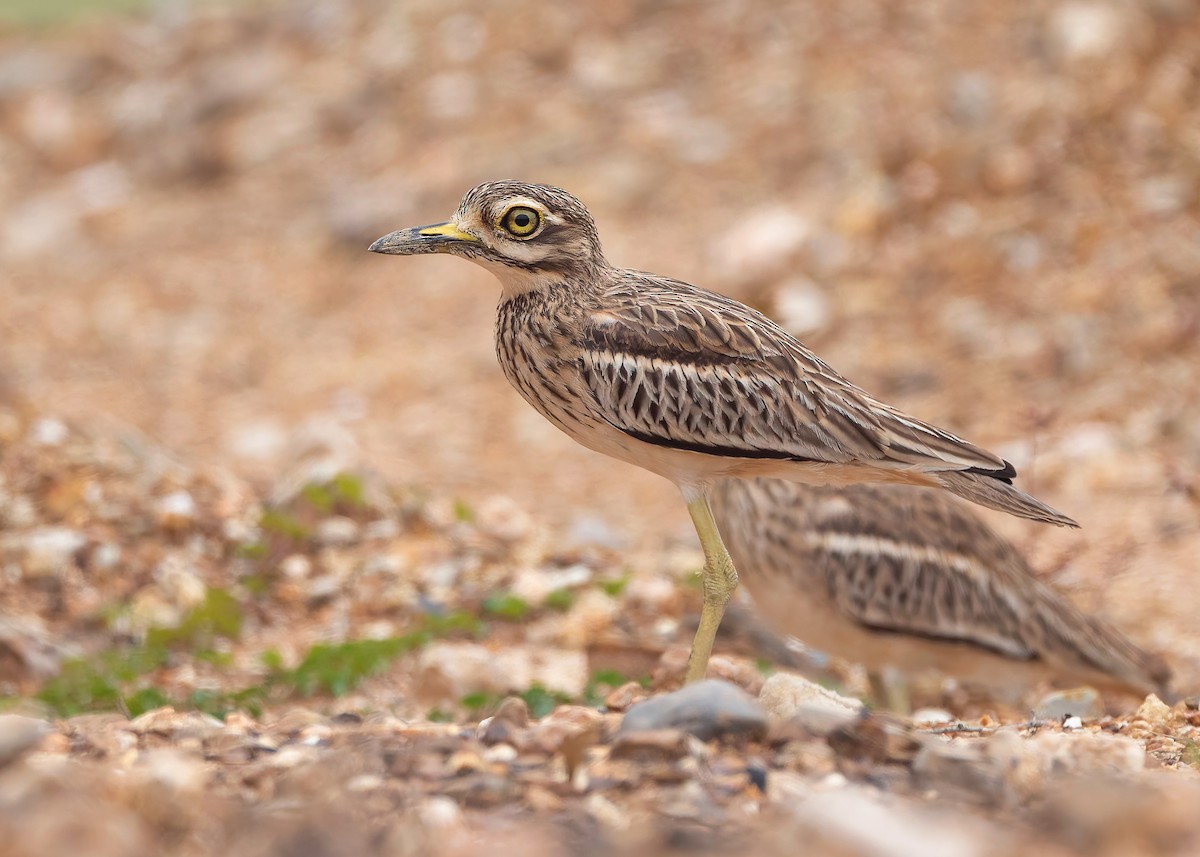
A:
[1034,687,1104,722]
[0,715,49,768]
[619,679,767,741]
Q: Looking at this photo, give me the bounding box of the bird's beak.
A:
[368,221,480,255]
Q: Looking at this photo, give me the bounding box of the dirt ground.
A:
[1,1,1199,854]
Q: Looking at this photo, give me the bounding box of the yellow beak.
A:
[369,220,480,255]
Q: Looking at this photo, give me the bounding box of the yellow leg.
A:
[683,490,739,684]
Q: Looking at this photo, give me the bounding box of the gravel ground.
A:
[1,1,1199,854]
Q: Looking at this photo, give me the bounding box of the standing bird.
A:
[370,181,1077,685]
[712,479,1170,702]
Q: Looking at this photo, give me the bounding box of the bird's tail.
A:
[931,471,1079,528]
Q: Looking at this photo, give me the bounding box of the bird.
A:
[711,478,1170,703]
[369,180,1078,685]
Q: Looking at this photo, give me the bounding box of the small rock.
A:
[620,679,767,741]
[533,705,604,756]
[559,589,619,647]
[280,554,312,580]
[478,696,530,746]
[346,773,384,792]
[609,728,692,762]
[586,793,631,832]
[154,553,207,610]
[128,708,223,739]
[604,681,648,712]
[132,748,208,793]
[758,673,863,725]
[912,708,955,726]
[155,490,196,532]
[21,527,86,577]
[1030,730,1146,778]
[706,655,766,696]
[1035,687,1104,722]
[1133,694,1180,729]
[315,516,359,546]
[1050,2,1126,62]
[493,696,531,727]
[0,715,50,768]
[269,745,320,769]
[417,795,465,836]
[28,418,68,447]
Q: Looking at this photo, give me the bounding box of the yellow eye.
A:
[500,206,542,238]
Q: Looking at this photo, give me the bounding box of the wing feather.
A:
[579,276,1008,475]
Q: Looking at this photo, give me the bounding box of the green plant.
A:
[482,592,530,621]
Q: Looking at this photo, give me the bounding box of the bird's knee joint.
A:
[703,557,739,602]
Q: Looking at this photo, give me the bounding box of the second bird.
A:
[370,181,1078,685]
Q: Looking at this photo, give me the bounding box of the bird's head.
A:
[369,181,606,296]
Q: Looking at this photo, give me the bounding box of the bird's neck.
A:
[485,257,610,301]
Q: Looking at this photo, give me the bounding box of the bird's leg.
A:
[683,489,739,684]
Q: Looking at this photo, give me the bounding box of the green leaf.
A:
[519,685,571,719]
[544,588,575,611]
[598,572,632,597]
[482,592,530,622]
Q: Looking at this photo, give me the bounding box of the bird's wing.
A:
[821,538,1041,660]
[578,277,1009,475]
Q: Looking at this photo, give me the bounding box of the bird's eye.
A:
[500,206,542,238]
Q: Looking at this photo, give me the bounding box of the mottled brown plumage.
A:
[370,180,1078,684]
[713,479,1170,699]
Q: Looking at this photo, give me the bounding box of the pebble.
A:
[28,418,68,447]
[416,795,465,835]
[604,681,649,712]
[1133,694,1180,729]
[609,728,692,762]
[128,707,224,739]
[155,490,196,531]
[620,679,768,741]
[315,516,360,546]
[912,708,956,726]
[1035,687,1104,722]
[0,715,50,768]
[20,527,86,577]
[1050,2,1127,62]
[758,673,863,726]
[132,748,208,793]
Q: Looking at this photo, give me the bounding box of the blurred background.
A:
[2,1,1200,854]
[3,0,1198,634]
